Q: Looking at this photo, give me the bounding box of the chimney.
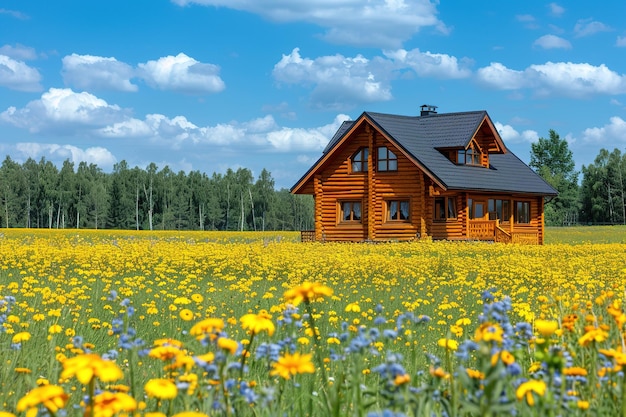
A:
[420,104,438,116]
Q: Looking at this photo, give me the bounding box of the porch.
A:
[468,220,539,244]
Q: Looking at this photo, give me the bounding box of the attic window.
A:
[351,148,368,173]
[457,143,482,166]
[377,147,398,172]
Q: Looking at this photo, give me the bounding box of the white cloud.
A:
[533,34,571,49]
[495,122,538,144]
[15,143,117,168]
[0,44,37,60]
[1,88,124,132]
[548,3,565,17]
[617,36,626,47]
[383,48,471,78]
[171,0,447,48]
[138,53,225,93]
[580,116,626,143]
[477,62,626,97]
[266,114,350,152]
[0,54,42,91]
[273,48,393,109]
[62,54,138,92]
[574,19,611,38]
[476,63,526,90]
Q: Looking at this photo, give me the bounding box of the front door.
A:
[469,199,487,220]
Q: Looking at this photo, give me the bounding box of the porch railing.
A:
[300,230,316,242]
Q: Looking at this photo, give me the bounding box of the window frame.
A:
[515,201,531,224]
[434,196,457,221]
[351,148,368,173]
[386,199,410,222]
[377,147,398,172]
[339,200,363,224]
[456,143,483,167]
[487,199,511,223]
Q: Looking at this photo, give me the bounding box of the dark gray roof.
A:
[293,110,557,196]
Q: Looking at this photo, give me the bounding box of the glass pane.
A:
[474,203,484,219]
[473,153,481,165]
[435,198,444,219]
[503,201,510,220]
[342,202,351,221]
[378,160,386,171]
[389,201,398,220]
[400,201,409,220]
[352,161,361,172]
[468,198,473,219]
[457,150,464,164]
[378,147,387,158]
[496,200,502,220]
[388,160,397,171]
[353,203,361,221]
[447,197,456,218]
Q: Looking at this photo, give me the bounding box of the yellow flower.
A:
[191,293,204,303]
[12,331,31,344]
[284,282,333,306]
[145,379,178,400]
[393,373,411,385]
[240,310,275,336]
[491,350,515,366]
[87,391,137,417]
[563,367,588,376]
[516,380,546,406]
[60,353,123,384]
[577,400,590,410]
[534,319,558,336]
[15,367,32,374]
[474,322,503,344]
[345,302,361,313]
[270,352,315,379]
[179,309,194,321]
[466,368,485,380]
[149,345,181,361]
[578,327,608,346]
[48,324,63,334]
[0,412,16,417]
[189,317,224,340]
[17,385,68,417]
[217,337,239,355]
[437,338,458,351]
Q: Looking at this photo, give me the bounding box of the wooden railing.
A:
[495,225,512,243]
[511,232,539,245]
[300,230,316,242]
[468,220,495,240]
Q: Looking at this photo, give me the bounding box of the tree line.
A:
[0,157,314,231]
[530,130,626,226]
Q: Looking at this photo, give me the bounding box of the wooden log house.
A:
[291,105,558,244]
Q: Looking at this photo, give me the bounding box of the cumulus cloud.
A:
[266,114,350,152]
[383,48,471,79]
[15,143,117,168]
[62,54,138,92]
[138,53,225,93]
[495,122,539,144]
[0,44,37,60]
[0,88,124,132]
[574,19,611,38]
[477,61,626,97]
[0,54,42,91]
[533,34,571,50]
[171,0,447,48]
[548,3,565,17]
[273,48,393,109]
[273,47,471,109]
[580,116,626,143]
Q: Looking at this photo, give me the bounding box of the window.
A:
[457,144,482,166]
[387,200,410,221]
[434,197,457,220]
[515,201,530,224]
[351,148,368,173]
[340,201,362,222]
[468,199,486,220]
[377,147,398,171]
[488,199,511,222]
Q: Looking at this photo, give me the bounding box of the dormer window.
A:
[457,143,482,166]
[351,148,368,173]
[377,147,398,171]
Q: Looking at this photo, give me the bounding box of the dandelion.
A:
[516,380,546,406]
[145,379,178,400]
[437,338,458,351]
[578,327,608,346]
[60,353,123,384]
[270,352,315,380]
[240,310,275,336]
[217,337,239,355]
[179,309,194,321]
[87,391,137,417]
[189,317,224,341]
[12,331,31,344]
[284,282,333,306]
[534,319,559,336]
[48,324,63,334]
[16,385,68,417]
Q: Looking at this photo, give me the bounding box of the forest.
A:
[0,130,624,230]
[0,157,314,231]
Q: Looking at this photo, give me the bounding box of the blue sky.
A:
[1,1,625,189]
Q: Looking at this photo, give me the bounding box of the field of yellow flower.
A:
[1,227,626,416]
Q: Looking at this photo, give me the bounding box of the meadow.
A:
[1,226,626,416]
